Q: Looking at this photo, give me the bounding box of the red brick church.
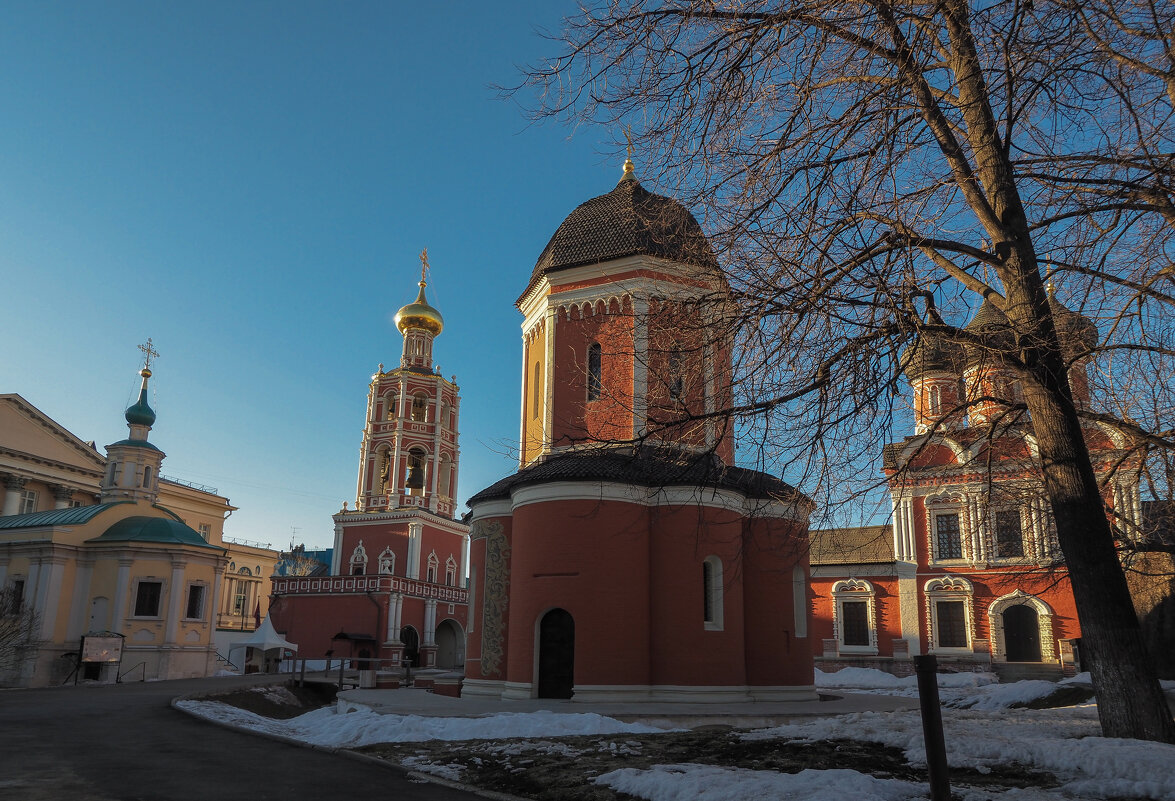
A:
[269,260,469,672]
[462,159,815,701]
[809,296,1151,678]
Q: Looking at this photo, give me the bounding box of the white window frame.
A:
[183,582,208,621]
[426,550,440,584]
[702,556,724,631]
[990,506,1031,562]
[926,493,969,564]
[131,578,165,619]
[445,555,458,586]
[19,489,37,515]
[377,547,396,576]
[831,578,878,654]
[350,540,368,576]
[925,576,975,654]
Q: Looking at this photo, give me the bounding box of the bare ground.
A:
[206,683,1073,800]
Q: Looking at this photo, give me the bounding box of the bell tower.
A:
[100,339,166,504]
[355,252,461,518]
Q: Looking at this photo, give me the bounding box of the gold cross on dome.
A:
[419,248,429,283]
[138,338,160,371]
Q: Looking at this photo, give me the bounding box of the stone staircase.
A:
[993,662,1064,683]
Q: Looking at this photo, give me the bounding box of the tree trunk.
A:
[1012,282,1175,742]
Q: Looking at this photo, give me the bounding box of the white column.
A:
[165,559,185,644]
[391,593,403,641]
[211,561,225,629]
[66,559,95,641]
[424,599,437,646]
[518,329,531,468]
[406,523,422,580]
[459,532,470,586]
[632,296,649,437]
[330,524,344,574]
[891,497,905,561]
[543,305,557,448]
[25,560,43,614]
[3,476,26,516]
[35,558,67,641]
[53,485,74,509]
[110,559,132,633]
[896,497,915,561]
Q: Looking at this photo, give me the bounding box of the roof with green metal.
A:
[108,438,162,452]
[87,515,224,550]
[0,502,131,530]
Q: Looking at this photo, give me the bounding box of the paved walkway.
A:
[0,674,481,801]
[336,685,919,729]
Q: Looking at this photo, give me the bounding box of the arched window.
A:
[378,547,395,575]
[142,465,153,488]
[350,540,368,576]
[929,384,942,418]
[702,556,724,630]
[385,393,398,420]
[426,551,439,584]
[668,347,684,399]
[532,362,542,418]
[377,447,392,493]
[445,555,458,586]
[587,343,602,401]
[831,579,878,654]
[411,393,428,422]
[406,448,426,490]
[925,576,975,652]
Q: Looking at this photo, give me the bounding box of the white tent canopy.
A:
[227,617,298,662]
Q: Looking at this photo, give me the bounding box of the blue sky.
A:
[0,2,636,549]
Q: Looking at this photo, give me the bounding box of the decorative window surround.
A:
[377,547,395,576]
[925,575,975,654]
[349,540,368,576]
[831,578,879,654]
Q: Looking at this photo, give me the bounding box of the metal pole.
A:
[338,658,344,691]
[913,655,951,801]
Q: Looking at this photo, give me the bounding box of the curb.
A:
[170,689,529,801]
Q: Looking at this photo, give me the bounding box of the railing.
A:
[117,662,146,684]
[215,652,240,671]
[222,536,273,550]
[160,475,220,494]
[217,612,258,630]
[271,574,468,604]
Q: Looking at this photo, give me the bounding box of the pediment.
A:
[0,395,106,473]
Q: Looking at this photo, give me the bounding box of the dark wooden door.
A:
[537,609,574,699]
[1003,605,1042,662]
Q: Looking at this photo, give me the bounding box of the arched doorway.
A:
[435,619,464,669]
[400,626,420,668]
[1003,605,1042,662]
[537,608,574,699]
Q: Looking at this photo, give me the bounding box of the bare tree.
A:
[520,0,1175,741]
[0,587,38,680]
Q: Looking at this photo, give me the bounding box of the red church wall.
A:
[741,517,813,687]
[551,298,636,447]
[647,505,746,687]
[505,499,654,688]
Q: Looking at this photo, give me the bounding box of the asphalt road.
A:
[0,674,484,801]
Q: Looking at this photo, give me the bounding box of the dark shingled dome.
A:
[525,176,719,298]
[468,447,806,507]
[902,309,964,378]
[963,296,1098,365]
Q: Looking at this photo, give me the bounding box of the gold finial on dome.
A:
[138,337,159,378]
[394,250,444,336]
[621,128,636,182]
[1047,278,1057,299]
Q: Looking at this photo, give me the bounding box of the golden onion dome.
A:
[394,280,444,336]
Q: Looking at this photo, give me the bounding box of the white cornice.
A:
[468,479,806,520]
[332,508,469,535]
